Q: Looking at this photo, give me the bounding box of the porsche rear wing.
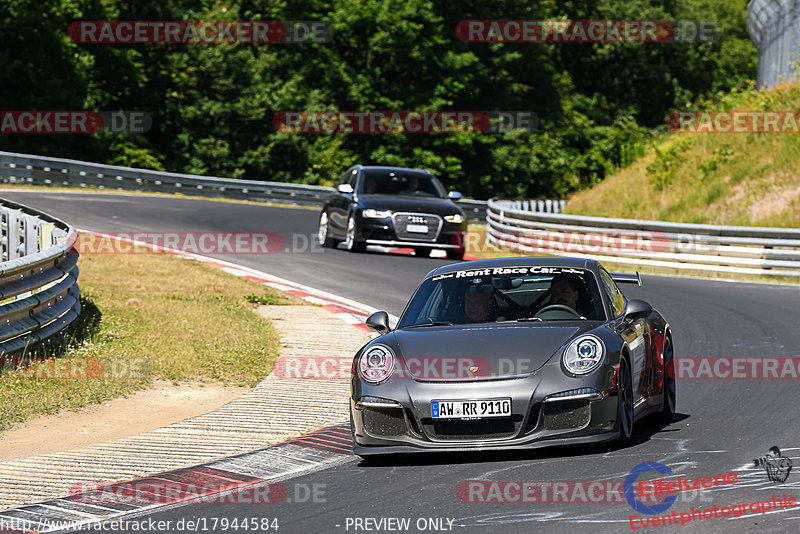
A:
[611,272,641,286]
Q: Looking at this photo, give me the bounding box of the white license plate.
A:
[406,224,429,233]
[432,398,511,419]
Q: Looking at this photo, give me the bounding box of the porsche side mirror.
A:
[622,299,652,323]
[365,311,390,333]
[448,191,463,201]
[338,183,354,194]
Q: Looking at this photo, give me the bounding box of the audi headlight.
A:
[363,209,392,218]
[444,213,464,223]
[562,335,605,375]
[358,344,395,383]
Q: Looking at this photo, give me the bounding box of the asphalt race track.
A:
[3,191,800,534]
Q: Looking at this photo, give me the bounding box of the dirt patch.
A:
[0,380,247,461]
[749,184,800,221]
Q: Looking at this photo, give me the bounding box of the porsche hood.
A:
[386,323,594,380]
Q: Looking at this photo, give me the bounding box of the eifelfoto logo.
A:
[625,462,677,515]
[754,446,793,483]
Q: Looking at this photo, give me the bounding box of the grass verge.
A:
[565,82,800,227]
[0,250,297,433]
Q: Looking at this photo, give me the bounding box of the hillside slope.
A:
[565,83,800,228]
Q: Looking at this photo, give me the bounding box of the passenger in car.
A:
[363,176,378,194]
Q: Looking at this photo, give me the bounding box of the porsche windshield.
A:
[397,266,606,327]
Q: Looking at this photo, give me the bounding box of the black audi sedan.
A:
[317,165,468,260]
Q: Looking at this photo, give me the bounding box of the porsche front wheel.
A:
[617,357,634,443]
[660,338,676,422]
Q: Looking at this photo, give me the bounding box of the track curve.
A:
[3,191,799,534]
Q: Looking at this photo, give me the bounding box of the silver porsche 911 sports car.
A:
[350,257,674,457]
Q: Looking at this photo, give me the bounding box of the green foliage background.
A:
[0,0,756,198]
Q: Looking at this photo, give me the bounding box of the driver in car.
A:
[398,176,420,195]
[549,273,580,311]
[541,273,596,320]
[463,283,498,322]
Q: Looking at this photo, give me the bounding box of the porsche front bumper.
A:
[351,363,621,455]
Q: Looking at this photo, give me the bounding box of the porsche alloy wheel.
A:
[618,357,634,442]
[660,338,676,422]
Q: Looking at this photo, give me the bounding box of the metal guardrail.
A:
[0,150,495,220]
[486,198,800,277]
[455,199,487,221]
[493,198,566,213]
[3,152,795,278]
[0,151,336,206]
[0,151,567,224]
[0,197,80,359]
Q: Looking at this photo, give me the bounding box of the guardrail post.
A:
[23,214,40,256]
[7,209,21,260]
[0,210,7,262]
[39,222,55,250]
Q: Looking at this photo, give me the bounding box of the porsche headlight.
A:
[562,335,605,375]
[363,209,392,218]
[444,213,464,224]
[358,344,395,383]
